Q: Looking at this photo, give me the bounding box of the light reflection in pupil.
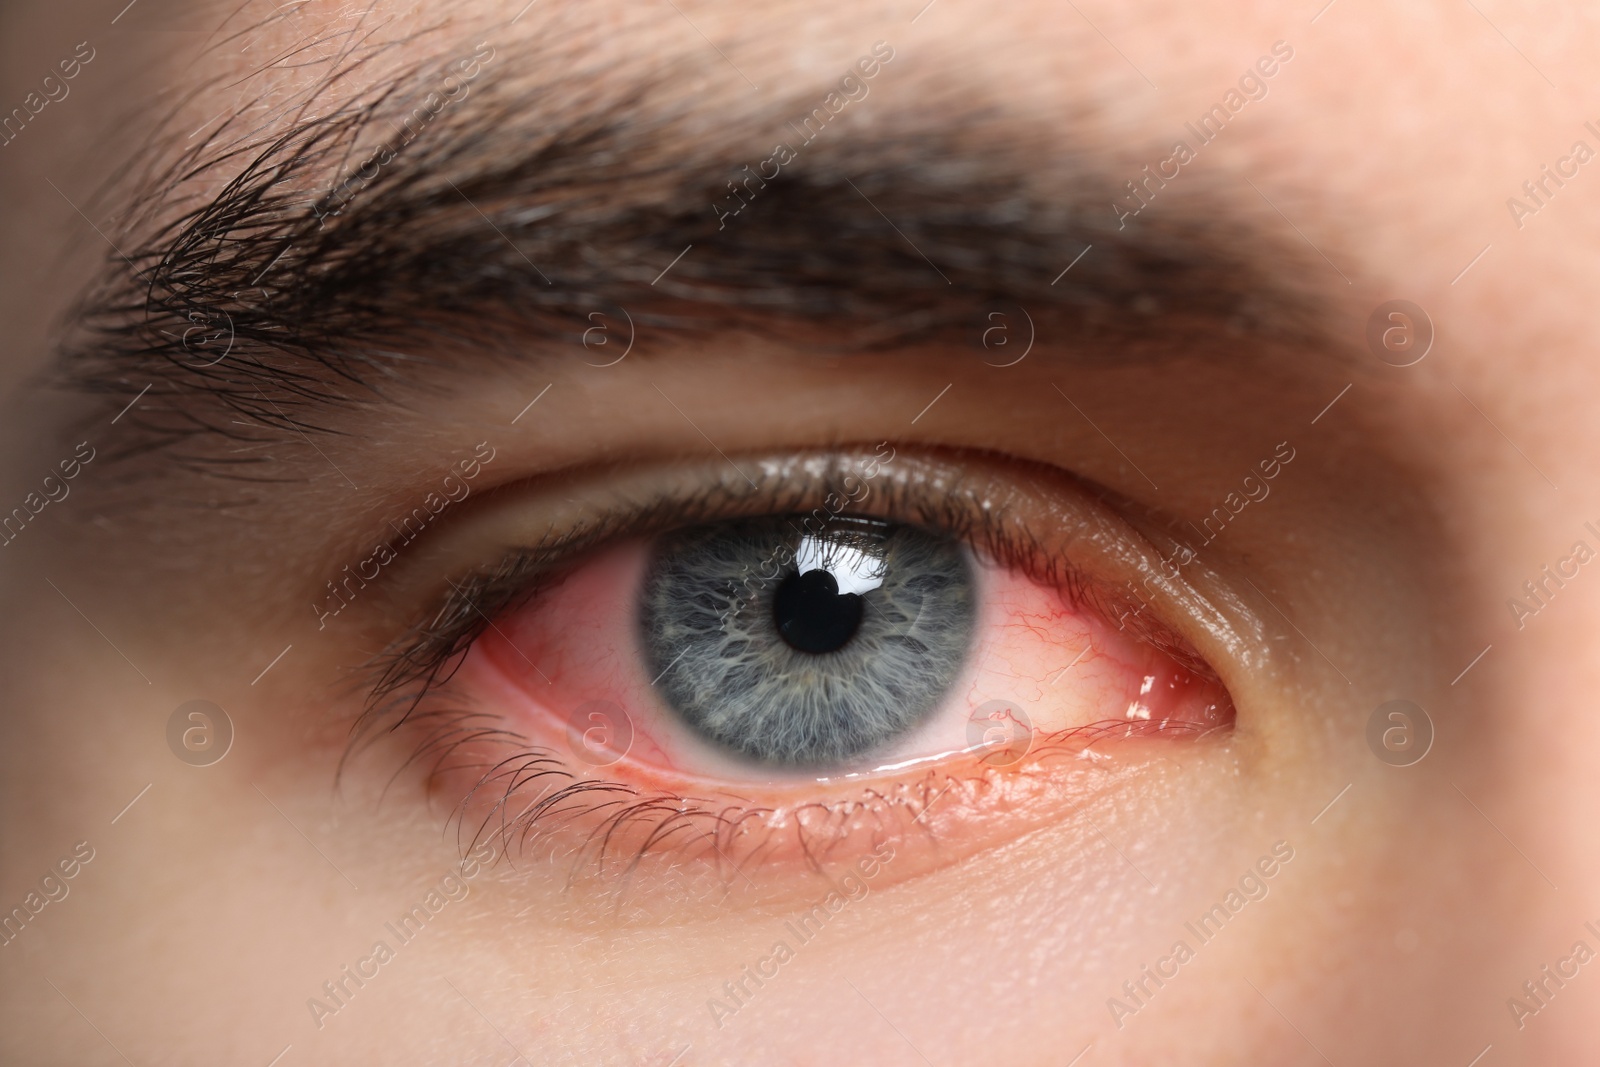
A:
[793,532,888,595]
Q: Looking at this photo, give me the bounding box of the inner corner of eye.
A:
[459,509,1234,787]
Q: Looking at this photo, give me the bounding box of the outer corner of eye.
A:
[390,465,1240,903]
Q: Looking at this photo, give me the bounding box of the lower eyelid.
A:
[391,671,1211,912]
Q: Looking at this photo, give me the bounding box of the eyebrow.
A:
[56,36,1337,460]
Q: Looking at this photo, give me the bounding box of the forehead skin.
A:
[4,1,1600,1065]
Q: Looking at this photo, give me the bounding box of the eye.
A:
[364,448,1240,905]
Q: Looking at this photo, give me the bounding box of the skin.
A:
[2,1,1599,1064]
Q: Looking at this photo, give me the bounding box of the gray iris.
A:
[639,516,976,768]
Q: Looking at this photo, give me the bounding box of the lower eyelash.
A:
[363,677,1225,901]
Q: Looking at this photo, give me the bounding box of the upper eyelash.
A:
[359,489,779,727]
[350,459,942,812]
[355,447,1209,736]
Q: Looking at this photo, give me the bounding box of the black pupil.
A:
[772,568,865,654]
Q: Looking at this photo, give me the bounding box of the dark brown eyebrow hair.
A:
[53,29,1336,469]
